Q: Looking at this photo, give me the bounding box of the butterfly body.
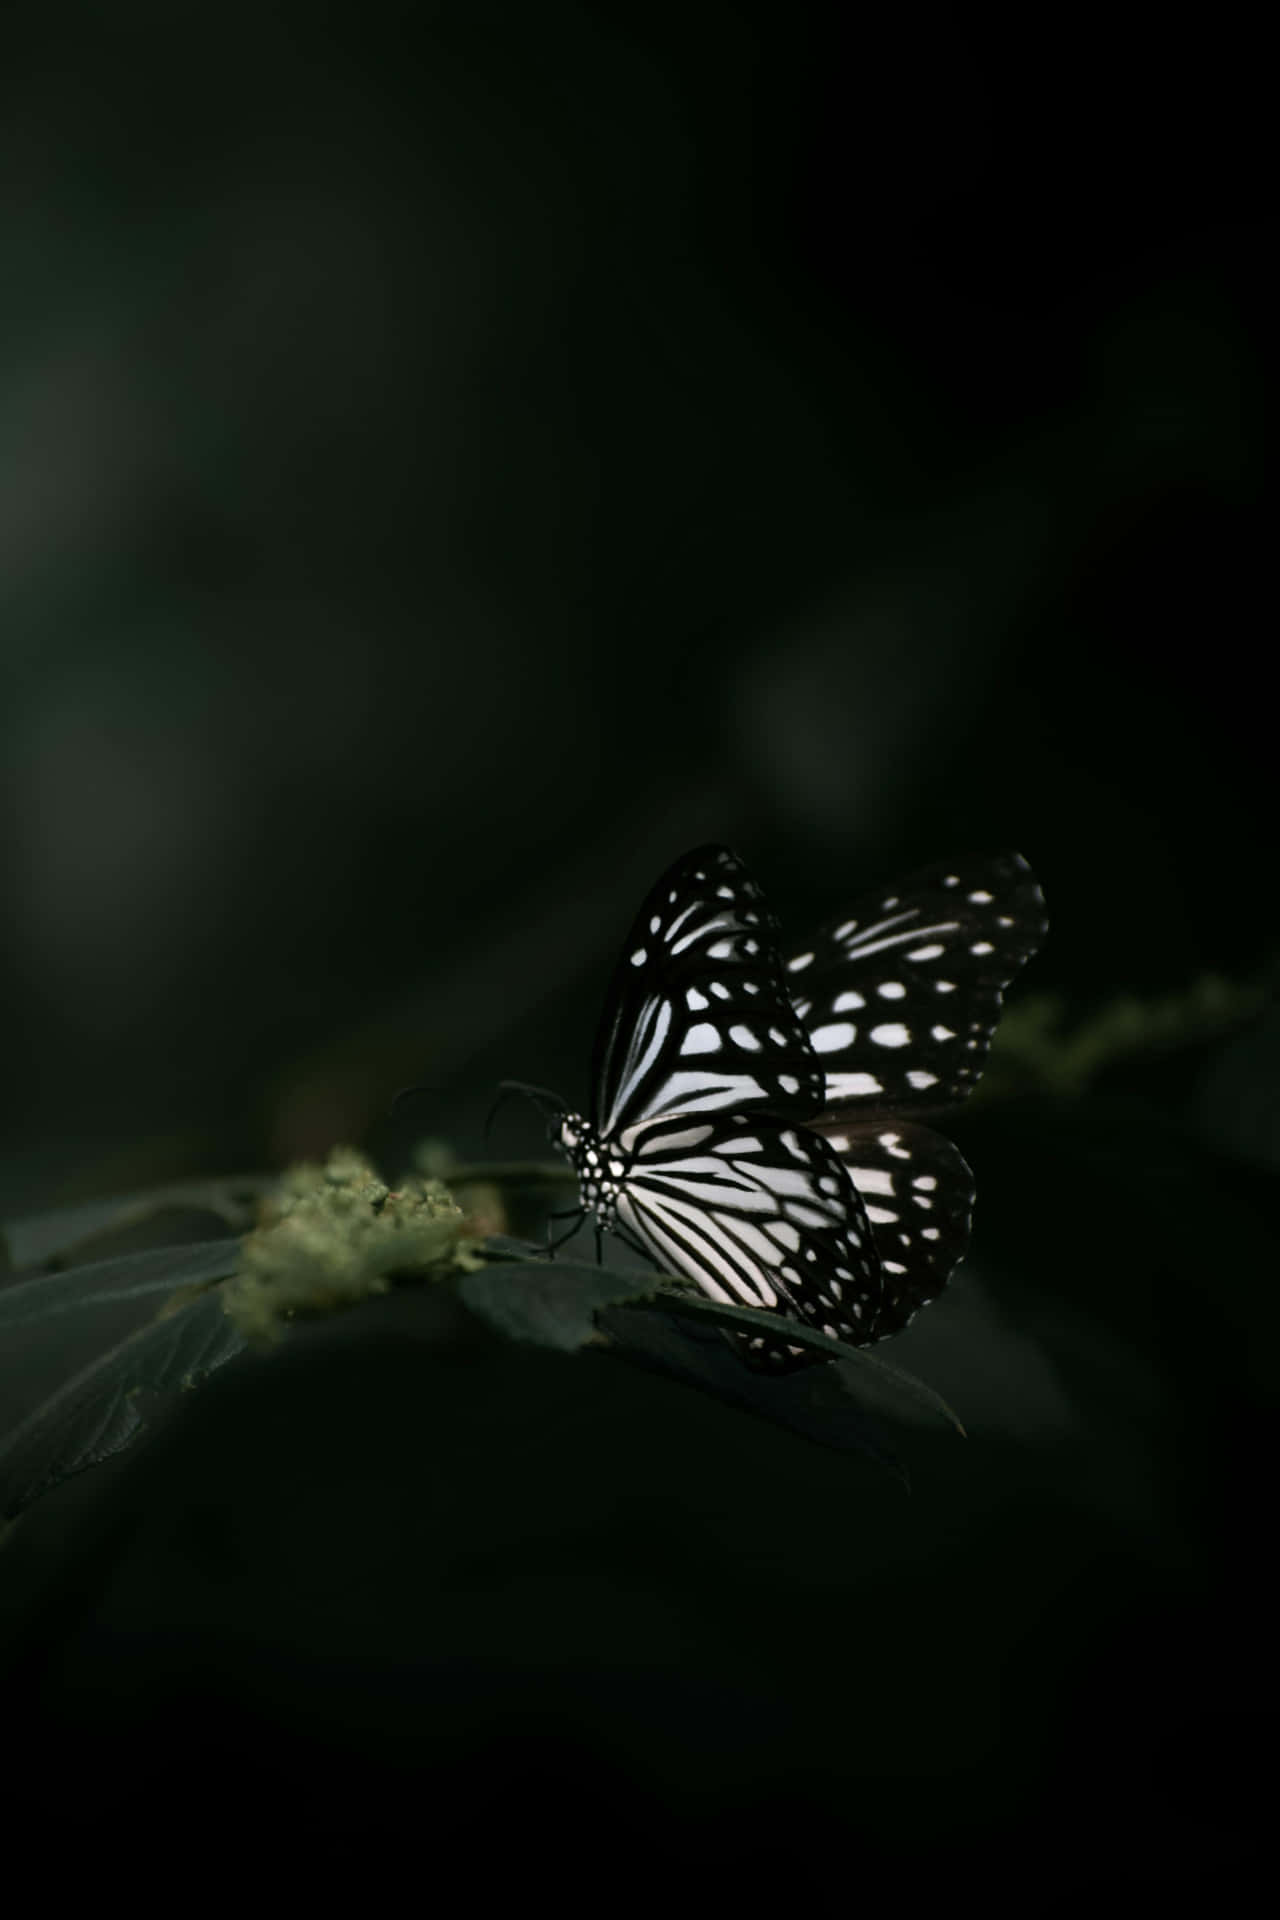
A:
[555,1112,627,1231]
[535,843,1046,1371]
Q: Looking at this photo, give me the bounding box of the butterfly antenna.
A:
[484,1083,518,1143]
[488,1080,568,1141]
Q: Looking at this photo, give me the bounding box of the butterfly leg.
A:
[544,1207,586,1259]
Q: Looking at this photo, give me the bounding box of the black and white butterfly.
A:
[512,844,1045,1371]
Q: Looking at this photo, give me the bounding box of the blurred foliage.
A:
[0,1174,273,1275]
[0,1242,245,1526]
[977,972,1268,1102]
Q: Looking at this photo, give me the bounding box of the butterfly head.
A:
[551,1110,627,1226]
[489,1080,617,1186]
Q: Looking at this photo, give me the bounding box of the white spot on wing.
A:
[870,1023,910,1048]
[907,1070,939,1090]
[680,1023,722,1056]
[811,1021,857,1054]
[851,1167,894,1195]
[827,1071,883,1098]
[907,943,945,962]
[671,916,726,956]
[729,1024,761,1050]
[787,952,814,972]
[666,901,703,941]
[832,989,865,1012]
[877,981,906,999]
[631,949,646,967]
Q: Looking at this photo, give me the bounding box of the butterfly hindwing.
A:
[610,1108,883,1364]
[591,844,824,1139]
[785,850,1047,1118]
[812,1118,974,1340]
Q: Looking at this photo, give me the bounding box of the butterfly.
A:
[510,844,1046,1371]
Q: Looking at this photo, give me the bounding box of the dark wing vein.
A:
[613,1111,883,1357]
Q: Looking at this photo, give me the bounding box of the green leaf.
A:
[0,1239,245,1333]
[476,1234,553,1263]
[829,1346,967,1437]
[458,1259,661,1350]
[457,1253,961,1483]
[0,1286,248,1523]
[628,1288,965,1433]
[594,1300,913,1486]
[0,1175,274,1274]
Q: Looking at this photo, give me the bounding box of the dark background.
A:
[0,3,1271,1888]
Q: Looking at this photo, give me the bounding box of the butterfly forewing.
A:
[786,850,1047,1117]
[592,845,825,1139]
[813,1118,974,1340]
[611,1109,883,1358]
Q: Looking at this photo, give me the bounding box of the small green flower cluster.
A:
[223,1145,470,1343]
